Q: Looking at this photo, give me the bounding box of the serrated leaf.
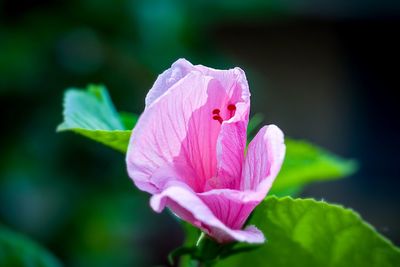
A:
[216,197,400,267]
[0,226,62,267]
[57,84,138,152]
[270,139,357,195]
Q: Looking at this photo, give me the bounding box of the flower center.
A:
[212,104,236,124]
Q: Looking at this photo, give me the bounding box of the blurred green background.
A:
[1,0,399,266]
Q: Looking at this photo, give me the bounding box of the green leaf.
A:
[247,114,264,137]
[57,84,138,152]
[270,139,357,195]
[119,111,139,130]
[0,225,62,267]
[216,197,400,267]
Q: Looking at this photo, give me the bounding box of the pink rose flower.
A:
[126,59,285,243]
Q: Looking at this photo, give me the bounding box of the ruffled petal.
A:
[197,188,259,230]
[126,71,234,193]
[194,65,250,104]
[205,69,250,190]
[150,182,265,243]
[145,59,194,108]
[241,125,286,195]
[211,102,248,190]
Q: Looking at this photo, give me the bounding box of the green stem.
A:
[196,232,206,247]
[193,259,215,267]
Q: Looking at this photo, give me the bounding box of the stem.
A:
[193,259,215,267]
[196,232,206,247]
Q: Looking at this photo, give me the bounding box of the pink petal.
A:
[205,69,251,190]
[145,59,193,108]
[241,125,286,195]
[150,182,265,243]
[207,103,249,190]
[197,188,258,230]
[126,71,232,193]
[194,65,250,104]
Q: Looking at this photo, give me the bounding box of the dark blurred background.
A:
[1,0,399,266]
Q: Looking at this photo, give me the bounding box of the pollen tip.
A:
[227,104,236,111]
[212,109,220,114]
[212,115,223,124]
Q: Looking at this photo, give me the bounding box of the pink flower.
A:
[126,59,285,243]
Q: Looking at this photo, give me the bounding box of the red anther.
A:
[212,109,220,114]
[212,115,223,124]
[227,104,236,111]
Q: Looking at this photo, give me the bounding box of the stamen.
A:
[227,104,236,111]
[212,109,220,114]
[212,115,223,124]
